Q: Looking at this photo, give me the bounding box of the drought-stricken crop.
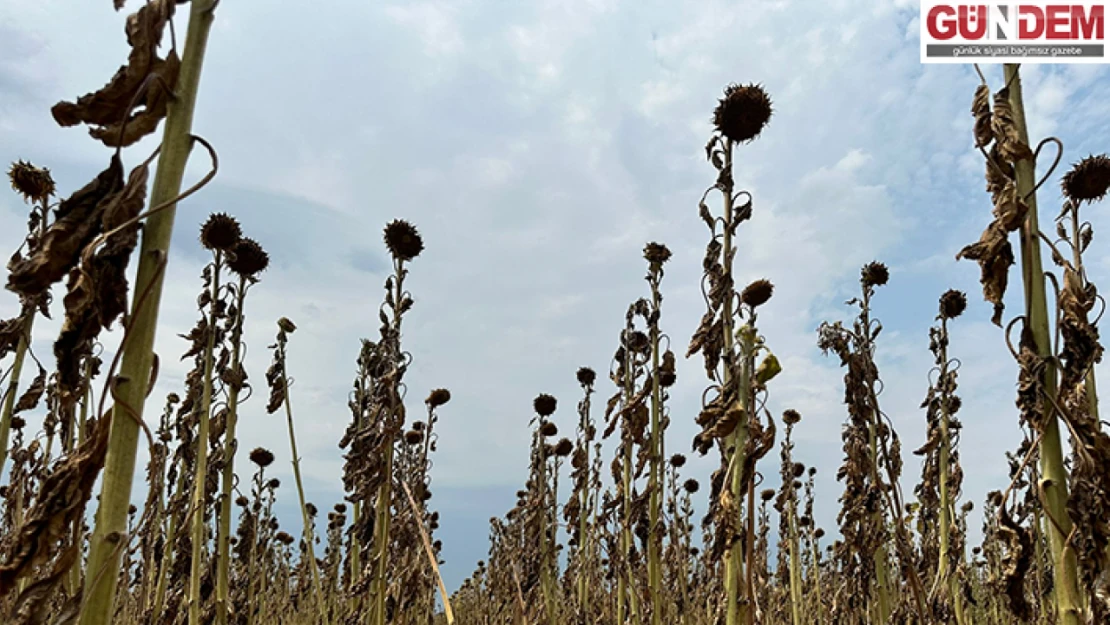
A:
[2,6,1110,624]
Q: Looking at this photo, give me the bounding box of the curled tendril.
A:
[1027,137,1064,200]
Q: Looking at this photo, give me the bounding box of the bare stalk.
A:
[81,3,220,623]
[1004,63,1082,625]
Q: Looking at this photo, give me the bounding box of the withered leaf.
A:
[972,83,993,148]
[6,157,125,298]
[956,221,1013,326]
[89,51,180,148]
[13,367,47,414]
[51,0,176,143]
[991,180,1029,232]
[991,88,1034,163]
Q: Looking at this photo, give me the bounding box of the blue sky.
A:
[2,0,1110,592]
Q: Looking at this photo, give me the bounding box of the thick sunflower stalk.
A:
[79,2,221,622]
[0,162,55,480]
[601,303,650,624]
[818,262,927,623]
[338,219,423,624]
[959,66,1110,624]
[564,366,600,621]
[914,289,969,625]
[687,82,778,625]
[643,241,677,625]
[213,236,270,624]
[774,410,804,625]
[264,318,326,615]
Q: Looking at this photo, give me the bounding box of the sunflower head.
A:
[426,388,452,408]
[249,447,275,468]
[861,261,890,288]
[576,366,596,387]
[741,279,774,308]
[939,289,968,320]
[712,83,773,144]
[1061,154,1110,204]
[533,393,557,417]
[8,160,56,202]
[200,213,242,252]
[383,219,424,262]
[227,238,270,278]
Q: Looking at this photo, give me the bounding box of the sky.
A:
[2,0,1110,594]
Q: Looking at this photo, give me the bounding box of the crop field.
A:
[1,1,1110,624]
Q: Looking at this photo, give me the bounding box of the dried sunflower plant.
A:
[6,8,1110,622]
[959,63,1110,625]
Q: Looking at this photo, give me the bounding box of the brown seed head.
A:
[200,213,242,252]
[683,478,700,494]
[740,279,774,308]
[276,531,295,546]
[227,237,270,278]
[278,317,297,334]
[623,330,650,354]
[939,289,967,319]
[8,161,55,202]
[267,478,281,490]
[426,388,451,407]
[540,421,558,437]
[554,438,573,457]
[235,496,249,507]
[405,430,424,445]
[643,241,672,266]
[1061,154,1110,203]
[760,488,775,502]
[782,409,801,426]
[792,462,806,478]
[815,528,826,539]
[383,219,424,261]
[335,503,347,513]
[861,261,889,288]
[533,393,557,417]
[576,366,596,387]
[305,503,318,517]
[10,416,25,430]
[249,447,274,468]
[670,453,687,468]
[713,83,773,144]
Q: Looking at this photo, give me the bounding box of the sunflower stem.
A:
[1004,63,1083,625]
[80,3,219,622]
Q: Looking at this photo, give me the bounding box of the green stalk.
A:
[0,310,34,478]
[536,420,558,625]
[647,284,664,625]
[188,250,222,624]
[80,3,219,622]
[278,334,327,617]
[152,470,184,618]
[244,472,264,625]
[1004,63,1082,625]
[809,529,824,623]
[215,275,248,625]
[577,390,592,616]
[68,365,92,597]
[787,479,802,625]
[936,316,966,625]
[370,261,403,625]
[618,348,640,624]
[721,141,749,625]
